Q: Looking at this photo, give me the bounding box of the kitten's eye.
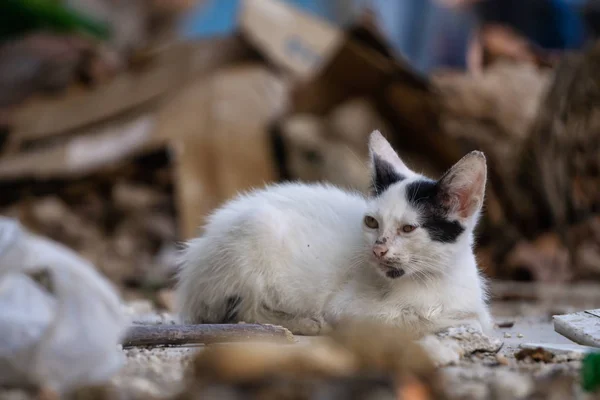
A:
[401,224,417,233]
[364,216,379,229]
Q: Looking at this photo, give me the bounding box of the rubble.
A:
[554,310,600,348]
[514,347,555,363]
[519,343,594,358]
[0,154,178,291]
[419,326,503,366]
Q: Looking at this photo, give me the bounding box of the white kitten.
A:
[175,131,492,336]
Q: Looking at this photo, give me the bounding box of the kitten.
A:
[175,131,492,337]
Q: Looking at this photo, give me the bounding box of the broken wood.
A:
[0,114,161,180]
[9,45,187,145]
[121,324,295,347]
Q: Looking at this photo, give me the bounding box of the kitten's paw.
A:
[287,316,331,336]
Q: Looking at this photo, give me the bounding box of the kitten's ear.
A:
[437,151,487,220]
[368,131,414,195]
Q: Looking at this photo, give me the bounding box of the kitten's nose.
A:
[373,245,389,258]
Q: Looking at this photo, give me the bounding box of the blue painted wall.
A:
[180,0,341,39]
[179,0,588,72]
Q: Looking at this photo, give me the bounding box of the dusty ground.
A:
[109,281,600,399]
[1,281,598,399]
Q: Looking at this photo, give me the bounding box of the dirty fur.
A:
[175,131,492,336]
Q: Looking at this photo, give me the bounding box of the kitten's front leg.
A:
[431,309,492,334]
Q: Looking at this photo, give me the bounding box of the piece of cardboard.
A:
[281,16,455,176]
[290,38,396,115]
[156,64,288,239]
[286,17,430,113]
[239,0,343,79]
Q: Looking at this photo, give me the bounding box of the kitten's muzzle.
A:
[372,244,389,259]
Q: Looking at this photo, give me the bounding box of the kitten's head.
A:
[362,131,486,281]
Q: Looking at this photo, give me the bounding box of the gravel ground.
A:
[2,282,600,399]
[111,282,600,399]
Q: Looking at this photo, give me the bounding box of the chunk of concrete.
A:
[520,342,599,357]
[418,325,503,366]
[553,310,600,348]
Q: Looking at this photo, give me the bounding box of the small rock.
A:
[419,335,463,365]
[497,321,515,328]
[437,325,504,354]
[514,347,554,363]
[517,333,524,338]
[504,333,512,338]
[418,325,503,366]
[495,354,509,366]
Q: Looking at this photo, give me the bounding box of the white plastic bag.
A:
[0,217,129,393]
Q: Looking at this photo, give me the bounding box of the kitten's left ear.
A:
[369,130,415,195]
[437,151,487,220]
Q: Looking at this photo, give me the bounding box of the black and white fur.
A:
[175,131,492,336]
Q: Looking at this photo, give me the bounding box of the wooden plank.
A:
[4,37,250,155]
[10,46,190,142]
[553,310,600,348]
[158,64,286,239]
[0,114,161,180]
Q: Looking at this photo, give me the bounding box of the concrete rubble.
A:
[104,313,588,400]
[554,310,600,348]
[108,295,599,399]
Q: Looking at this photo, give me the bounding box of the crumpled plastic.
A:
[0,216,129,393]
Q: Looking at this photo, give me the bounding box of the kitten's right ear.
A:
[369,131,414,196]
[437,151,487,221]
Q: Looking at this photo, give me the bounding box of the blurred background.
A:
[1,0,600,307]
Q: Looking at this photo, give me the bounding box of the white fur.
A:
[175,131,492,336]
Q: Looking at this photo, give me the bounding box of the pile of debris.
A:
[1,157,177,291]
[1,0,600,298]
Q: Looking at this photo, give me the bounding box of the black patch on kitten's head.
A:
[405,179,465,243]
[371,155,405,196]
